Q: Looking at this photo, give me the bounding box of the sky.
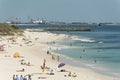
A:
[0,0,120,22]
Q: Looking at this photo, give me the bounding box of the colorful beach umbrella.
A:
[58,62,65,68]
[13,52,20,58]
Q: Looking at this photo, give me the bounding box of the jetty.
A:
[43,28,91,31]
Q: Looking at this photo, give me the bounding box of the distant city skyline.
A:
[0,0,120,22]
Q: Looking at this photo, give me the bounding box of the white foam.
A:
[71,36,95,42]
[55,43,83,51]
[98,41,104,43]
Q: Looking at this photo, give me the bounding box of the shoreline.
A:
[52,32,120,78]
[53,48,120,78]
[0,29,119,80]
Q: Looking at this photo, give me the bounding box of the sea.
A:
[17,23,120,78]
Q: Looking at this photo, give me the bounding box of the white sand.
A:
[0,29,119,80]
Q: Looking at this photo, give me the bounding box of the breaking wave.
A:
[71,36,95,42]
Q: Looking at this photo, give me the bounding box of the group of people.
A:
[64,72,77,77]
[13,74,32,80]
[47,50,60,61]
[20,59,32,66]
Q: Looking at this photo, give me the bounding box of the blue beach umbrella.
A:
[58,62,65,68]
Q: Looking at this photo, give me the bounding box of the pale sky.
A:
[0,0,120,22]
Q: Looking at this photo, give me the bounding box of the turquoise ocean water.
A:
[54,31,120,78]
[18,24,120,78]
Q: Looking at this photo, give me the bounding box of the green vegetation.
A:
[0,23,24,35]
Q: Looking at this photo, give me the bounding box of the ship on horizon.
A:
[32,18,46,24]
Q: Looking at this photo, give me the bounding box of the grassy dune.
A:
[0,23,23,35]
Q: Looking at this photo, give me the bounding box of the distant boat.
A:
[33,18,46,24]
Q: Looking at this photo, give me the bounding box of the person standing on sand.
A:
[41,58,46,72]
[20,75,23,80]
[13,75,16,80]
[57,55,60,61]
[68,72,71,77]
[41,66,44,72]
[28,74,32,80]
[15,75,19,80]
[23,76,27,80]
[52,54,55,60]
[47,50,49,55]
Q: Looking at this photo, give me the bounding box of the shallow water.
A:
[54,31,120,78]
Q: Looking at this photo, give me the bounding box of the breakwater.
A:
[43,28,91,31]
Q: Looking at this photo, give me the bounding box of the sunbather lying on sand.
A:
[16,68,25,72]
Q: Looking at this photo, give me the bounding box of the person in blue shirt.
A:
[23,76,27,80]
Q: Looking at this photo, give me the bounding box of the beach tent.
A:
[13,52,20,58]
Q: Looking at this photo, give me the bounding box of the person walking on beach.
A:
[52,54,55,60]
[68,72,71,77]
[47,50,49,55]
[15,75,19,80]
[13,75,16,80]
[20,75,23,80]
[57,55,60,61]
[28,74,32,80]
[41,59,46,72]
[23,76,27,80]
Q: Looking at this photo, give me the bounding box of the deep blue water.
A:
[17,24,120,77]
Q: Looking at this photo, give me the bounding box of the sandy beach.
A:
[0,29,119,80]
